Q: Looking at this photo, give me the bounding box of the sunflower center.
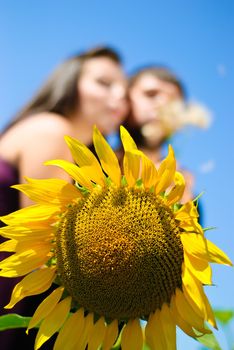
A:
[56,186,184,320]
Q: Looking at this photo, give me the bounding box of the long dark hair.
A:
[3,46,122,133]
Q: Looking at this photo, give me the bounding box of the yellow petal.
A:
[200,290,217,329]
[123,151,140,186]
[181,231,204,248]
[182,264,206,319]
[121,319,143,350]
[35,296,71,350]
[120,126,146,187]
[5,267,56,309]
[145,311,166,350]
[175,201,199,220]
[14,239,53,253]
[54,308,85,350]
[79,165,105,187]
[88,316,106,350]
[27,286,64,331]
[0,225,54,241]
[175,288,211,334]
[182,265,217,328]
[205,239,233,265]
[155,145,176,194]
[120,125,138,151]
[75,312,94,350]
[179,218,204,235]
[45,160,93,190]
[167,171,185,205]
[160,303,176,350]
[64,135,106,186]
[13,178,81,206]
[181,233,232,266]
[140,152,158,189]
[170,295,197,337]
[0,244,52,277]
[93,126,121,186]
[181,233,209,260]
[126,149,158,188]
[0,204,58,226]
[0,239,17,252]
[184,251,212,285]
[102,319,119,350]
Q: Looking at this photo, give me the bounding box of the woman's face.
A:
[129,73,182,126]
[77,57,129,134]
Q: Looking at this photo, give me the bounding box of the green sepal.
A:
[173,202,182,212]
[121,175,128,187]
[203,226,217,232]
[193,191,205,203]
[194,329,221,350]
[75,181,90,195]
[136,178,143,187]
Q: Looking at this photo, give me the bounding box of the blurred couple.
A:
[0,45,202,210]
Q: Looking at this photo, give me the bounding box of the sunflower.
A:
[0,126,232,350]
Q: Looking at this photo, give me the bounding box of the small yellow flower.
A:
[0,126,232,350]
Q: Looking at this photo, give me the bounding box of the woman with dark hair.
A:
[0,46,129,348]
[0,46,129,209]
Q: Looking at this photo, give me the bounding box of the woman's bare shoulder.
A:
[17,112,73,135]
[0,113,73,164]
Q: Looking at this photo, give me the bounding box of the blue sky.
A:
[0,1,234,348]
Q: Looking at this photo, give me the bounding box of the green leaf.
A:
[195,332,221,350]
[214,309,234,325]
[0,313,32,331]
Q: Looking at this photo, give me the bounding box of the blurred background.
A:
[0,1,233,348]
